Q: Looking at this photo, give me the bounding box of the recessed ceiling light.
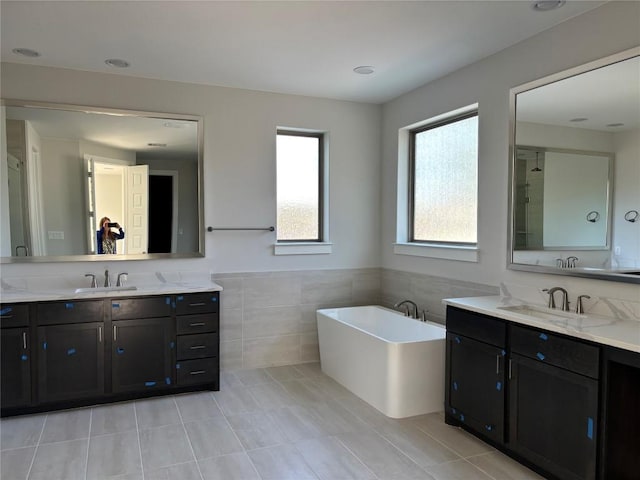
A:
[532,1,566,11]
[569,117,588,122]
[606,123,625,127]
[12,48,41,58]
[147,143,167,147]
[105,58,130,68]
[353,66,375,75]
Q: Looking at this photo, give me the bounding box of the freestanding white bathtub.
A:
[317,305,445,418]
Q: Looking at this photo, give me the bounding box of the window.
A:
[409,111,478,245]
[276,130,324,242]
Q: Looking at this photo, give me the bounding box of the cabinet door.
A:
[112,317,173,393]
[446,332,505,443]
[38,323,104,403]
[1,328,31,408]
[509,353,598,480]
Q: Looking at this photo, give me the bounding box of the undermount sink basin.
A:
[74,286,138,294]
[497,304,578,321]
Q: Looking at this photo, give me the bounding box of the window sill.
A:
[274,242,333,255]
[393,242,478,262]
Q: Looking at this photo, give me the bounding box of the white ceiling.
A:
[517,55,640,132]
[0,0,607,104]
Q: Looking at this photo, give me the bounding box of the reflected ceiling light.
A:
[353,66,375,75]
[105,58,130,68]
[12,48,41,58]
[163,121,186,129]
[606,123,625,127]
[569,117,588,122]
[532,1,566,11]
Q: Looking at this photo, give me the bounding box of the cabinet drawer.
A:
[176,314,218,335]
[110,296,172,320]
[511,325,600,379]
[446,306,506,348]
[37,300,103,325]
[177,333,218,360]
[175,292,219,315]
[1,304,29,328]
[176,358,218,386]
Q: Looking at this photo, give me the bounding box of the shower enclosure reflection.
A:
[514,146,612,251]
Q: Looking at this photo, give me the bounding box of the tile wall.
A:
[212,268,499,370]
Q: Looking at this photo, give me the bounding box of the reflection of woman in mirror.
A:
[97,217,125,254]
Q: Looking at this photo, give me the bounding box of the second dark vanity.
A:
[1,290,220,417]
[445,303,639,480]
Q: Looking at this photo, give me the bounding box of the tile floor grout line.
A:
[172,396,206,480]
[411,420,478,460]
[83,409,93,480]
[461,456,500,480]
[24,413,47,480]
[210,390,265,480]
[133,401,145,480]
[332,434,381,480]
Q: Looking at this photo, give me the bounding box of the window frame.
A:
[408,110,478,246]
[276,129,325,243]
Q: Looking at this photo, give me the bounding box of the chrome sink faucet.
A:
[394,300,419,319]
[116,272,128,287]
[543,287,570,311]
[84,273,97,288]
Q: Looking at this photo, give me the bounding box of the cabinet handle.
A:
[98,327,102,343]
[508,359,512,380]
[189,322,206,327]
[113,325,117,341]
[22,332,27,349]
[189,302,206,307]
[189,345,206,350]
[496,355,500,374]
[190,370,206,375]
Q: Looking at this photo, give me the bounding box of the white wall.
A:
[381,2,640,299]
[0,106,10,256]
[0,62,382,276]
[612,129,640,268]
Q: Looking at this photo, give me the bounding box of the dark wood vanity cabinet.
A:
[445,306,637,480]
[0,291,220,417]
[37,322,105,403]
[445,308,506,444]
[509,326,599,480]
[35,300,105,403]
[175,292,220,387]
[110,296,174,393]
[1,304,31,408]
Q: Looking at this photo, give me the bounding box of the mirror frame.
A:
[507,46,640,284]
[1,99,205,263]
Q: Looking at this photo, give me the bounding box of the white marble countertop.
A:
[443,296,640,354]
[0,271,222,304]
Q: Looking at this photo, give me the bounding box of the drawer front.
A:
[511,325,600,379]
[175,292,219,316]
[446,306,507,348]
[37,300,103,325]
[0,304,29,328]
[176,314,218,335]
[176,358,218,386]
[177,333,219,360]
[110,296,172,320]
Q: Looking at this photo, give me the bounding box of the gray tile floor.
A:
[1,363,544,480]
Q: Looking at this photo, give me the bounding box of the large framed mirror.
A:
[508,47,640,284]
[0,100,204,262]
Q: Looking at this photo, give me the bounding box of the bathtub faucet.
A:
[394,300,419,319]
